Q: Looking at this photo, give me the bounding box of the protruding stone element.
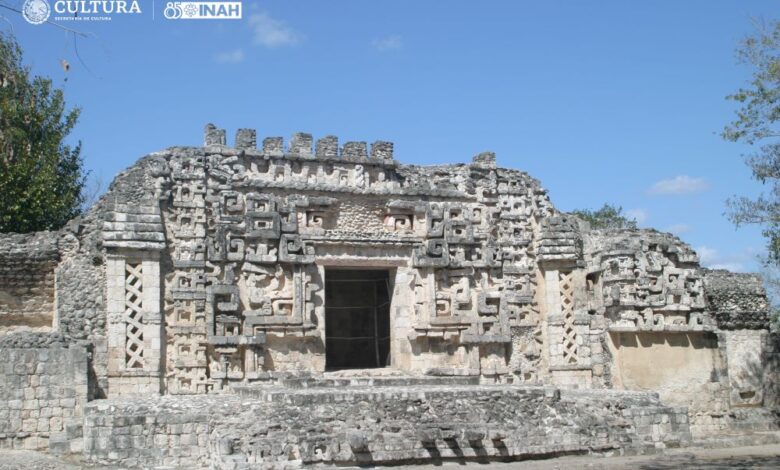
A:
[235,129,257,150]
[102,199,166,251]
[371,140,394,160]
[704,269,770,330]
[204,123,226,146]
[346,430,368,452]
[315,136,339,158]
[262,137,284,156]
[537,215,582,265]
[290,132,313,157]
[342,141,368,158]
[472,151,496,169]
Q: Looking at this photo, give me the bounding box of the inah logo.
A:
[164,2,241,20]
[22,0,51,25]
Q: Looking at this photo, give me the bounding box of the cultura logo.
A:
[164,2,241,20]
[22,0,51,25]
[24,1,142,23]
[53,1,142,14]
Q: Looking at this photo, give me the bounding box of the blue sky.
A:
[4,0,778,272]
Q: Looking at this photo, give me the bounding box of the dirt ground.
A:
[427,443,780,469]
[0,444,778,469]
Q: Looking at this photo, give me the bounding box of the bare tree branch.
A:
[0,2,92,38]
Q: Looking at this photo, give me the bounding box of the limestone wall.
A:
[0,232,59,334]
[69,126,774,399]
[763,331,780,408]
[0,220,109,396]
[608,331,729,411]
[0,124,773,409]
[83,386,690,468]
[0,125,776,465]
[87,126,560,394]
[704,270,774,408]
[84,395,218,467]
[0,334,89,452]
[704,269,769,329]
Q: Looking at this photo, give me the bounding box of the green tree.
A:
[0,33,86,233]
[722,20,780,265]
[569,203,638,230]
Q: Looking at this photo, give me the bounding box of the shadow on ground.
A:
[636,453,780,470]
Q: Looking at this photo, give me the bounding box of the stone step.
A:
[233,383,548,404]
[693,431,780,448]
[274,374,480,389]
[232,382,661,406]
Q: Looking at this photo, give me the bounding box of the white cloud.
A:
[696,246,718,265]
[249,12,301,48]
[649,175,709,195]
[709,262,746,272]
[666,223,691,234]
[626,208,647,225]
[372,35,403,51]
[214,49,245,64]
[695,246,748,272]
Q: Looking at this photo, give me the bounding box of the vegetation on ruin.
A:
[0,33,86,233]
[569,203,638,230]
[723,20,780,266]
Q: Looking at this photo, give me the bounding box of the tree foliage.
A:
[0,33,86,233]
[569,203,638,230]
[723,20,780,265]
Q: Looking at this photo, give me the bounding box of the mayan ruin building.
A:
[0,124,778,468]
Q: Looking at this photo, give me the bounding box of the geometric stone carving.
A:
[124,261,144,369]
[90,126,769,395]
[559,271,578,365]
[106,248,163,397]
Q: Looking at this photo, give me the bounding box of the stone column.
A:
[723,329,767,407]
[541,264,593,387]
[106,250,163,396]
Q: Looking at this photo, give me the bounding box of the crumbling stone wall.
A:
[82,385,690,468]
[704,270,773,408]
[83,395,217,467]
[0,333,89,452]
[0,233,60,334]
[763,331,780,408]
[0,211,110,396]
[705,269,770,330]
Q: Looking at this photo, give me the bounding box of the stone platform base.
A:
[690,407,780,440]
[233,367,482,391]
[83,382,691,469]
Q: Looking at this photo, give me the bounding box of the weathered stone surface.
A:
[704,269,770,330]
[0,232,60,334]
[82,384,691,469]
[0,125,776,467]
[0,345,89,452]
[0,332,69,348]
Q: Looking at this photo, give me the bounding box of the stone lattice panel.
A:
[559,271,579,365]
[124,262,145,369]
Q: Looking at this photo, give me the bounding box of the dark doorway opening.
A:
[325,269,391,370]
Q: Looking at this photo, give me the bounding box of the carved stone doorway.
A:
[325,268,391,370]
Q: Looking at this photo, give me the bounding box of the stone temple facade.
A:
[0,125,778,468]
